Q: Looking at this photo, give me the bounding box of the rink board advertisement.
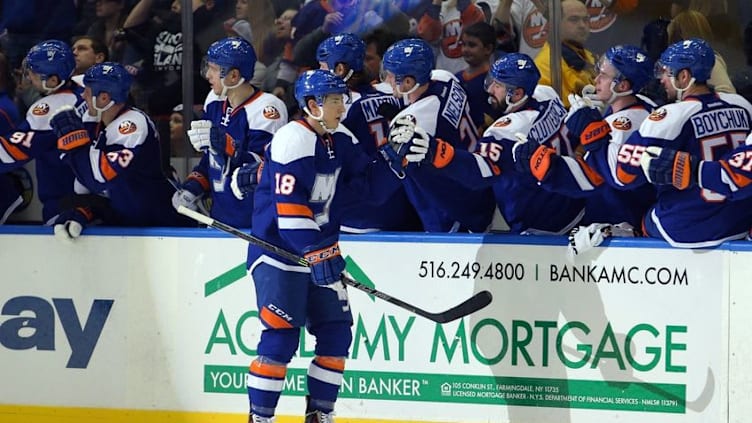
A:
[0,230,730,422]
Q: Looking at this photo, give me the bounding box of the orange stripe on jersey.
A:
[277,203,313,218]
[720,161,752,188]
[576,157,604,186]
[0,137,29,161]
[100,153,118,181]
[616,166,637,185]
[259,306,294,329]
[314,356,345,372]
[249,359,287,378]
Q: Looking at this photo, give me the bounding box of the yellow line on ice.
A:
[0,405,435,423]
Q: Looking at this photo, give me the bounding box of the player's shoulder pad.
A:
[244,92,288,132]
[333,123,358,145]
[483,111,536,140]
[717,92,752,117]
[638,101,702,140]
[532,85,560,102]
[105,108,149,148]
[203,90,221,112]
[270,121,317,164]
[430,69,460,83]
[605,107,649,145]
[26,92,79,130]
[391,97,441,136]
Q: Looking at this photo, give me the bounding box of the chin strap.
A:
[671,76,695,102]
[219,76,245,98]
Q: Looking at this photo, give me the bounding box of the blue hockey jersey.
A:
[612,93,752,247]
[339,83,421,232]
[248,119,397,270]
[0,89,86,221]
[64,107,187,226]
[190,90,287,228]
[392,70,496,232]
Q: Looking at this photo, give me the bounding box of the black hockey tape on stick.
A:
[178,206,493,323]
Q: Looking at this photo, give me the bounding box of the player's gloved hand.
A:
[581,84,606,111]
[53,206,93,241]
[565,94,611,153]
[303,238,346,286]
[639,145,698,190]
[230,160,262,200]
[388,115,417,146]
[171,179,205,211]
[567,222,636,262]
[380,115,420,177]
[50,106,90,151]
[187,120,233,156]
[512,133,557,181]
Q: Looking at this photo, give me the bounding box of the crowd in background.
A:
[1,0,752,246]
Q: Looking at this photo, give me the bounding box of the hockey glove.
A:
[230,160,263,200]
[388,115,418,146]
[567,222,636,262]
[51,106,91,151]
[512,135,557,182]
[565,94,611,153]
[53,206,94,241]
[187,120,234,156]
[303,239,346,286]
[639,145,698,190]
[171,178,205,211]
[581,85,606,111]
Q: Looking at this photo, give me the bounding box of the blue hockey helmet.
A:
[205,37,257,81]
[603,45,653,92]
[486,53,540,96]
[24,40,75,83]
[295,69,349,110]
[317,33,366,73]
[83,62,132,104]
[656,38,715,83]
[381,38,435,85]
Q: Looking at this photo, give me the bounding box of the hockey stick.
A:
[177,206,493,323]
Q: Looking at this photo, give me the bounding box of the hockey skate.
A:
[249,413,274,423]
[304,395,335,423]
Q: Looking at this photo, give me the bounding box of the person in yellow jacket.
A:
[535,0,596,107]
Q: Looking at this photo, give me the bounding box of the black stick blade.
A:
[427,290,493,323]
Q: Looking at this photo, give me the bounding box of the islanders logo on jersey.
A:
[32,103,50,116]
[263,105,281,120]
[612,116,632,130]
[493,116,513,127]
[118,120,138,134]
[648,108,668,122]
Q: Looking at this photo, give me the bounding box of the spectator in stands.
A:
[0,1,77,70]
[667,9,736,93]
[362,29,404,84]
[71,36,109,76]
[260,7,299,93]
[455,21,497,132]
[416,0,486,74]
[86,0,130,63]
[49,62,192,239]
[732,20,752,104]
[534,0,596,107]
[120,0,211,116]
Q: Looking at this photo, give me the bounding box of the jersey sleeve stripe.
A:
[575,156,604,186]
[276,203,314,218]
[616,166,637,185]
[720,160,752,188]
[0,137,29,161]
[99,153,118,181]
[278,217,320,230]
